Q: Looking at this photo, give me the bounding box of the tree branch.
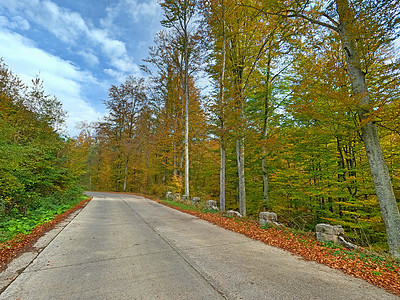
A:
[238,3,340,33]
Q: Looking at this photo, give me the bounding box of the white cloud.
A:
[0,16,8,27]
[11,16,30,30]
[78,50,99,67]
[0,0,139,76]
[0,15,30,30]
[104,68,128,83]
[0,29,104,135]
[102,0,161,25]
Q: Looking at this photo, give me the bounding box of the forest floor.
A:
[0,192,399,297]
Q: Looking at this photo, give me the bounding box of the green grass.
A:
[159,198,199,211]
[320,240,400,272]
[0,194,86,243]
[201,208,220,214]
[158,198,221,215]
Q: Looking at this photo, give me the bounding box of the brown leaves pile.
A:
[152,197,400,297]
[0,198,90,272]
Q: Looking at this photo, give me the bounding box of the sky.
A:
[0,0,163,136]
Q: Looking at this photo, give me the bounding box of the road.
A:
[0,192,397,299]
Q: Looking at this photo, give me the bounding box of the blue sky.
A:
[0,0,163,136]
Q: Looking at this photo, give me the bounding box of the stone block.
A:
[206,200,218,210]
[173,194,181,202]
[181,195,189,202]
[191,197,200,206]
[259,212,282,227]
[316,232,340,243]
[315,223,351,246]
[259,212,278,222]
[166,191,173,200]
[316,223,344,236]
[225,210,242,218]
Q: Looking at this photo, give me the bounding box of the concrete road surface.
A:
[0,192,397,299]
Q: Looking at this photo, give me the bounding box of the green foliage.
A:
[0,192,85,243]
[0,59,86,243]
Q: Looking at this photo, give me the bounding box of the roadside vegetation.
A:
[0,192,86,243]
[0,197,90,271]
[0,60,89,245]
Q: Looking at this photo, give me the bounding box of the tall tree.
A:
[160,0,197,197]
[102,76,147,192]
[243,0,400,257]
[200,0,228,211]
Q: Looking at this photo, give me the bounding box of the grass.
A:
[0,194,87,243]
[320,239,400,275]
[158,198,199,211]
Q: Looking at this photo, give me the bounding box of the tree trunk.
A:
[220,143,226,212]
[236,138,246,216]
[219,0,226,212]
[262,51,272,208]
[336,0,400,257]
[123,155,129,192]
[262,156,269,207]
[183,10,190,198]
[173,142,177,176]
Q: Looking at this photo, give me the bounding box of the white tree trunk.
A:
[123,155,129,192]
[219,0,226,212]
[220,143,226,212]
[184,11,190,198]
[236,138,246,216]
[262,156,269,207]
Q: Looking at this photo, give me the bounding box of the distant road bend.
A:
[0,192,397,299]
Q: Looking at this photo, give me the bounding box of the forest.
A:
[1,0,400,257]
[0,59,87,243]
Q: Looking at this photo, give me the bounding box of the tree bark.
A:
[220,143,226,212]
[123,155,129,192]
[219,0,226,212]
[262,156,269,207]
[336,0,400,257]
[237,138,246,216]
[183,2,190,198]
[262,50,272,208]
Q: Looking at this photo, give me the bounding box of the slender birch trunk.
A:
[220,144,226,211]
[237,137,246,216]
[183,3,190,198]
[262,52,272,208]
[123,155,129,192]
[219,0,226,212]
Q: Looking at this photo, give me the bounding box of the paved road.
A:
[0,192,397,299]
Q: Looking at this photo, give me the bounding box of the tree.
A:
[102,76,147,191]
[200,0,228,211]
[160,0,197,197]
[26,75,66,132]
[243,0,400,257]
[0,59,80,216]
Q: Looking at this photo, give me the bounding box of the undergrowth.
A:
[0,193,86,243]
